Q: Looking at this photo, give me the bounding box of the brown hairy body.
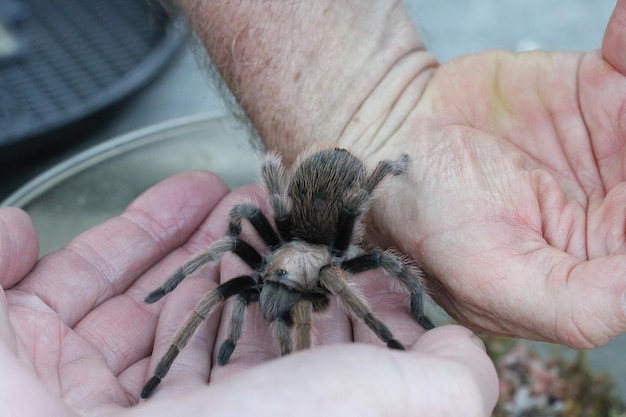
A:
[140,147,433,398]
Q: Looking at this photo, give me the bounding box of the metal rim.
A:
[1,111,234,208]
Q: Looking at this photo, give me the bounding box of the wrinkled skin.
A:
[0,173,496,416]
[2,1,626,416]
[181,0,626,348]
[371,46,626,348]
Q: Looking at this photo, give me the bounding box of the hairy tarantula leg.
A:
[292,299,313,351]
[217,288,260,365]
[144,239,234,303]
[228,203,280,248]
[273,314,293,355]
[362,153,410,191]
[341,252,434,330]
[319,265,404,350]
[333,154,410,253]
[141,275,257,398]
[145,237,263,303]
[261,155,291,237]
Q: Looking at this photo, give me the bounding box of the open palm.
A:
[0,172,234,415]
[0,173,496,416]
[373,12,626,348]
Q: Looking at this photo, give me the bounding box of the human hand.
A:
[180,0,626,349]
[358,1,626,349]
[0,172,497,416]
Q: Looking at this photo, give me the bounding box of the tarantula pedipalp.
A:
[140,147,434,399]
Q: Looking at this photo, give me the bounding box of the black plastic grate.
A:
[0,0,183,156]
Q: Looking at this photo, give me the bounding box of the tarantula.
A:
[140,147,434,398]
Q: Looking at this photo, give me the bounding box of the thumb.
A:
[411,325,499,416]
[602,0,626,74]
[0,208,37,350]
[0,207,39,289]
[129,325,498,417]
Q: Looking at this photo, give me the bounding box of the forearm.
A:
[178,0,437,163]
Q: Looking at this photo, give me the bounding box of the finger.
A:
[602,0,626,75]
[588,182,626,257]
[437,237,626,348]
[413,324,499,411]
[0,290,16,354]
[208,186,351,381]
[142,185,268,398]
[0,207,38,289]
[0,207,37,360]
[131,328,497,417]
[509,249,626,348]
[16,171,230,328]
[139,271,219,399]
[65,172,231,380]
[215,186,283,376]
[551,254,626,347]
[350,268,426,347]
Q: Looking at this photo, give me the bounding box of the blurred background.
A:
[0,0,617,200]
[1,0,623,414]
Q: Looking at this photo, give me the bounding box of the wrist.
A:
[178,0,437,164]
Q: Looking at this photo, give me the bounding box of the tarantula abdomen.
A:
[140,147,433,399]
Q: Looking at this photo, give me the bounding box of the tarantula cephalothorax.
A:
[140,147,434,398]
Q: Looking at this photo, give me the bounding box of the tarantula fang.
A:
[140,147,434,399]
